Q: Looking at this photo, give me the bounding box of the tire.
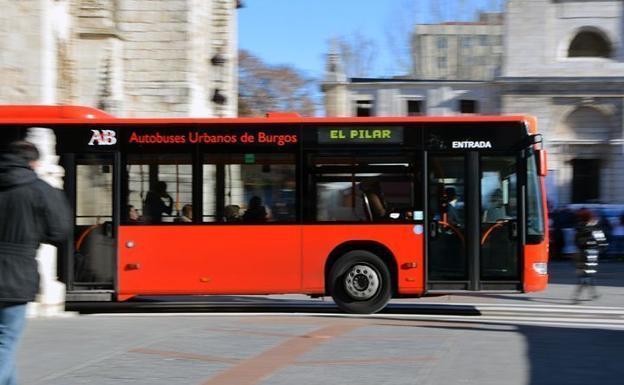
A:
[328,250,392,314]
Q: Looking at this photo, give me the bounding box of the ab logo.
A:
[88,129,117,146]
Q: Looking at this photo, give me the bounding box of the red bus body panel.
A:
[301,225,423,294]
[119,225,302,295]
[523,244,549,292]
[118,224,424,297]
[522,117,549,292]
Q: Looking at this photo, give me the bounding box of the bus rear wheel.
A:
[329,250,392,314]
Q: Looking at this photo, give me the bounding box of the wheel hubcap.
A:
[344,264,380,300]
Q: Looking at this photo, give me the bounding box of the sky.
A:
[238,0,504,80]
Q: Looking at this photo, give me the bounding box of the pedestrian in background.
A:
[611,214,624,257]
[572,209,607,303]
[550,208,565,258]
[0,141,70,385]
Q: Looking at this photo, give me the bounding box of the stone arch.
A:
[557,105,614,141]
[567,27,612,58]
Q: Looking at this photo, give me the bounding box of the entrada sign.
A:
[452,140,492,149]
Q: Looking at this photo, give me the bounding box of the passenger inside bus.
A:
[443,187,462,226]
[127,205,142,222]
[224,205,241,222]
[243,196,268,222]
[360,179,388,221]
[143,181,173,223]
[74,220,114,283]
[175,204,193,223]
[483,188,506,222]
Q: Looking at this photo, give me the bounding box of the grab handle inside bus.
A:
[429,220,438,237]
[536,149,547,177]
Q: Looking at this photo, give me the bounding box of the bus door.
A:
[427,153,520,291]
[64,153,118,300]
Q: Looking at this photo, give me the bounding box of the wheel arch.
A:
[324,240,398,296]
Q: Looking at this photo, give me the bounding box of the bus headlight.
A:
[533,262,548,275]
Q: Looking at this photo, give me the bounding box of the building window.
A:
[572,159,601,203]
[479,35,488,46]
[437,56,447,69]
[461,36,472,49]
[406,100,423,116]
[568,29,611,58]
[459,99,478,113]
[560,106,612,141]
[356,100,373,117]
[437,36,447,50]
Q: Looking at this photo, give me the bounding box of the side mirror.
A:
[536,149,548,177]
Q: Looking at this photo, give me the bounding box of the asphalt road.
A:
[15,261,624,385]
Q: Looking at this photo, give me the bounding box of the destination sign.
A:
[318,127,403,144]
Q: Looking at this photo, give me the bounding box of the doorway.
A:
[427,153,521,291]
[64,153,117,298]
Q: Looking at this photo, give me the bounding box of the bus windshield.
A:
[527,149,545,242]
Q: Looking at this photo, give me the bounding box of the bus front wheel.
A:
[329,250,392,314]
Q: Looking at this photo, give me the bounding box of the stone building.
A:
[412,12,503,81]
[0,0,239,316]
[500,0,624,206]
[323,12,502,118]
[323,0,624,207]
[0,0,239,117]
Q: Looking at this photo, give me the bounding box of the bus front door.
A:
[63,153,118,301]
[427,153,520,291]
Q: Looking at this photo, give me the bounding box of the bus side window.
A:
[204,153,296,223]
[312,154,419,223]
[126,154,193,224]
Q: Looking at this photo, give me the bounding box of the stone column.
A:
[26,127,67,317]
[322,46,349,117]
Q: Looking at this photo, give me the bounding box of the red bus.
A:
[0,106,548,314]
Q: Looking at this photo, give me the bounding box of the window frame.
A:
[567,30,612,59]
[355,99,374,117]
[406,99,424,116]
[305,151,421,224]
[203,152,299,224]
[123,152,195,225]
[459,99,478,114]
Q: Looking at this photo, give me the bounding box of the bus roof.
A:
[0,105,537,133]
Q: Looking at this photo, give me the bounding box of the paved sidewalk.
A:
[408,260,624,308]
[14,260,624,385]
[17,308,624,385]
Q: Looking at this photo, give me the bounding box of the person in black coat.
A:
[0,141,71,385]
[243,196,268,222]
[143,181,173,223]
[573,209,607,303]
